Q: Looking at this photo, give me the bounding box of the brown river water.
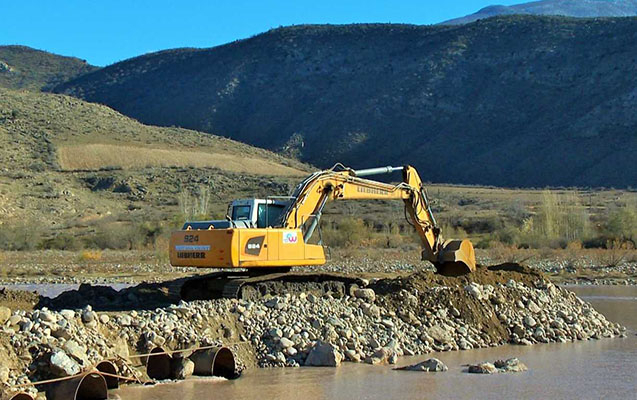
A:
[114,286,637,400]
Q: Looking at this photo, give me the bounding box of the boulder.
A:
[0,306,11,325]
[353,288,376,303]
[279,337,295,348]
[172,357,195,380]
[397,358,448,372]
[304,341,342,367]
[468,362,497,374]
[494,358,528,373]
[50,350,81,377]
[427,325,454,344]
[63,341,89,366]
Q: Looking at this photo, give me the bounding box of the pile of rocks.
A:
[0,274,626,391]
[468,358,527,374]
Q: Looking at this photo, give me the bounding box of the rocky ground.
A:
[0,264,627,398]
[0,249,635,287]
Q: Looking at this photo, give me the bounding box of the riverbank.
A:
[0,265,626,398]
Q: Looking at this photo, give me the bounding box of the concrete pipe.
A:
[146,347,173,381]
[45,372,107,400]
[190,347,238,379]
[93,360,119,389]
[2,392,35,400]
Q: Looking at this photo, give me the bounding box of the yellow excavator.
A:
[169,164,476,299]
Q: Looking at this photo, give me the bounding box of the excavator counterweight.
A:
[169,164,476,282]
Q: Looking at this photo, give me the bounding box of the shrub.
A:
[0,221,44,251]
[40,232,81,251]
[85,224,141,250]
[321,217,371,247]
[78,250,102,262]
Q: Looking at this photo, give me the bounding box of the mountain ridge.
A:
[442,0,637,24]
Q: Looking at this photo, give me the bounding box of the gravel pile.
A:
[0,270,626,394]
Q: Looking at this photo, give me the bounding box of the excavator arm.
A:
[277,164,476,275]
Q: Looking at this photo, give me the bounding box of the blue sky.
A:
[1,1,519,66]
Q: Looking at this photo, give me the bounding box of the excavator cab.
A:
[182,199,289,230]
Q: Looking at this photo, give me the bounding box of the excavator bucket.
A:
[436,239,476,276]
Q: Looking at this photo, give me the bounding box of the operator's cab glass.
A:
[232,205,251,221]
[257,203,286,228]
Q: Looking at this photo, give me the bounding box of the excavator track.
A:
[179,271,368,301]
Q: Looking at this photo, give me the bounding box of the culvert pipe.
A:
[44,372,107,400]
[2,392,35,400]
[93,360,119,389]
[190,347,238,379]
[145,346,173,381]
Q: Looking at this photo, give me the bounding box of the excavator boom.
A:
[169,164,476,275]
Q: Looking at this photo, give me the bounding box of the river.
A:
[113,285,637,400]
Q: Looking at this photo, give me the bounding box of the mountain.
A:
[442,0,637,25]
[0,45,98,91]
[54,16,637,188]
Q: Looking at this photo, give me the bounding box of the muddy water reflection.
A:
[115,286,637,400]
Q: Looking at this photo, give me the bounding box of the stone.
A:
[82,309,96,324]
[524,316,537,328]
[0,306,11,325]
[99,314,110,324]
[0,365,9,383]
[527,301,541,314]
[60,310,75,320]
[381,319,395,329]
[397,358,448,372]
[353,288,376,303]
[172,357,195,379]
[468,362,497,374]
[465,283,483,300]
[344,349,361,362]
[63,341,89,365]
[119,315,133,326]
[304,341,342,367]
[362,304,381,319]
[51,327,72,340]
[494,358,527,373]
[279,337,294,348]
[427,325,454,344]
[50,350,81,377]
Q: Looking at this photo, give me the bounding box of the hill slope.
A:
[442,0,637,25]
[55,16,637,188]
[0,87,306,231]
[0,46,98,91]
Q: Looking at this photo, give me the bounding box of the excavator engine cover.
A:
[434,239,476,276]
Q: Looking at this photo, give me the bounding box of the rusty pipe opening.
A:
[190,347,238,379]
[93,360,119,389]
[45,372,107,400]
[146,347,173,381]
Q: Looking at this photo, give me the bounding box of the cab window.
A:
[257,204,285,228]
[232,205,251,220]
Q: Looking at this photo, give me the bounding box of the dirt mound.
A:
[38,281,181,311]
[370,263,548,345]
[0,287,40,310]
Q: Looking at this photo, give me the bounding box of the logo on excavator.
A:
[245,236,265,255]
[283,231,298,244]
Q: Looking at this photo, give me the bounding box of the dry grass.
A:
[57,144,304,176]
